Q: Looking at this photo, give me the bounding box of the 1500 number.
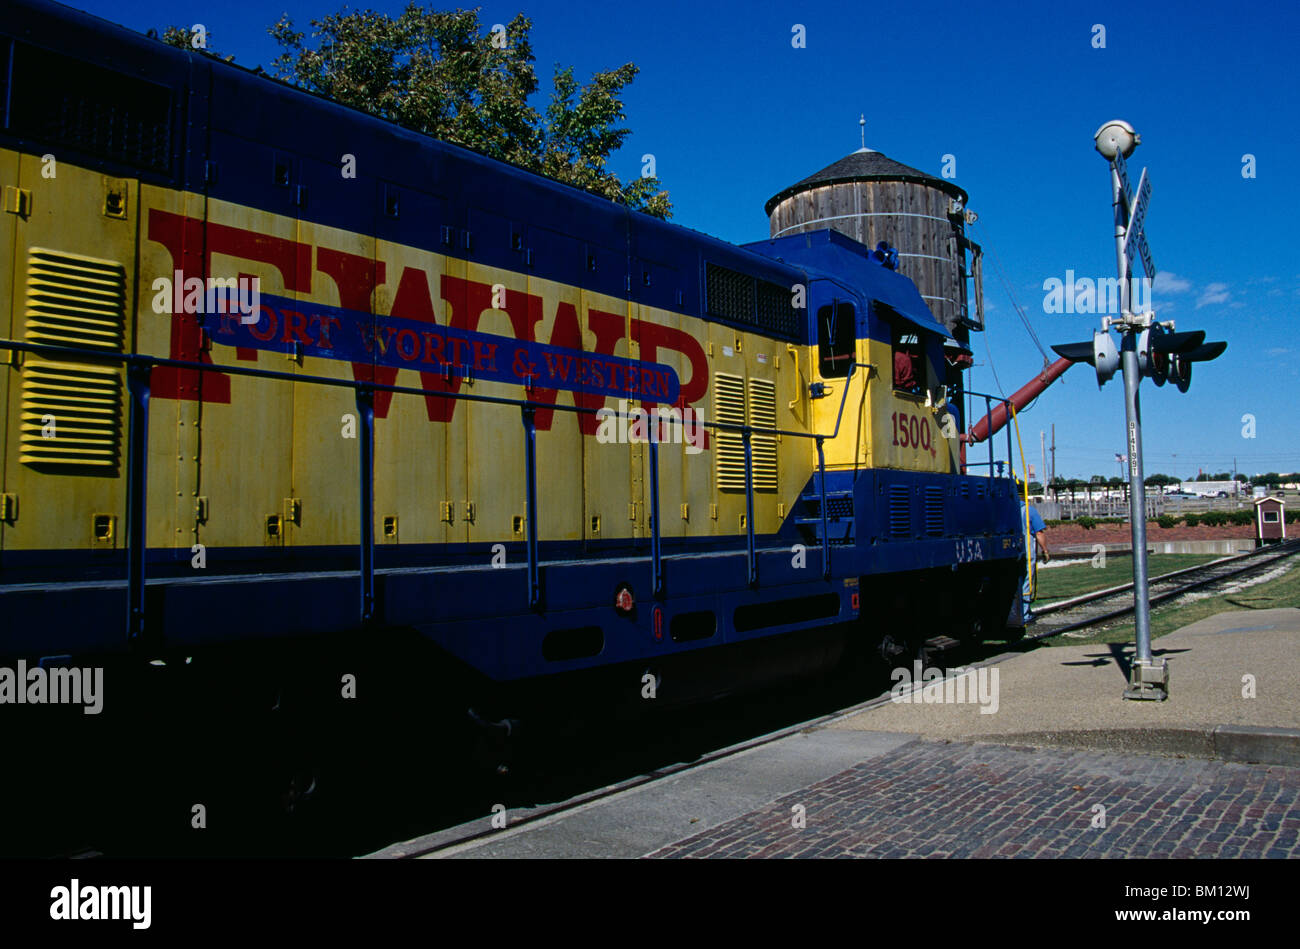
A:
[891,411,935,457]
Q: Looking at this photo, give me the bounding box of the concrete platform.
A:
[829,607,1300,764]
[368,608,1300,859]
[369,730,917,858]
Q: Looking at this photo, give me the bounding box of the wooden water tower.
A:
[765,144,984,340]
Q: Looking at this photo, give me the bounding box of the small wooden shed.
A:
[1254,496,1286,543]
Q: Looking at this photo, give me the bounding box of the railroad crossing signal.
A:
[1137,324,1228,391]
[1109,133,1156,281]
[1054,323,1225,392]
[1076,120,1233,702]
[1051,330,1118,388]
[1124,169,1155,279]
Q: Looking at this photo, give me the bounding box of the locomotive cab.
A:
[771,234,959,477]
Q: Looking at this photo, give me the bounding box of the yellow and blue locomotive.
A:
[0,0,1027,727]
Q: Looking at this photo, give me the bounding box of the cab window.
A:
[892,325,925,395]
[817,302,856,378]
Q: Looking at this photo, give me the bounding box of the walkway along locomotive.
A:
[0,0,1033,754]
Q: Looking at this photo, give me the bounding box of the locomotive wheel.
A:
[877,633,909,665]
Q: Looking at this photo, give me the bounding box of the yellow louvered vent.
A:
[714,372,747,490]
[748,378,778,491]
[714,374,779,492]
[21,249,126,471]
[25,249,127,350]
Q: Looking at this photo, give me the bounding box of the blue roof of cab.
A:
[743,229,952,340]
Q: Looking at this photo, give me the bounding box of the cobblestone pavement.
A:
[646,739,1300,858]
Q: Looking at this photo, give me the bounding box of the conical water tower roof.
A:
[764,148,968,216]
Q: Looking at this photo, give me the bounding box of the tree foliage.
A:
[151,25,236,62]
[152,6,670,218]
[267,5,670,217]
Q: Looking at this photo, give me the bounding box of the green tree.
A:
[150,25,235,62]
[266,5,670,217]
[153,26,191,48]
[152,7,670,217]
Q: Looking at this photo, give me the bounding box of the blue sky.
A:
[68,0,1300,480]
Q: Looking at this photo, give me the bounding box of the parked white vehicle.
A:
[1176,480,1242,498]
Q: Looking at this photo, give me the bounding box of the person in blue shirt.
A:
[1017,481,1050,622]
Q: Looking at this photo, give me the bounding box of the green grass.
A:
[1034,553,1223,605]
[1039,555,1300,648]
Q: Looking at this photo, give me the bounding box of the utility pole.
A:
[1041,431,1047,493]
[1050,425,1056,487]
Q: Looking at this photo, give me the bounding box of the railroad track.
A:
[1025,539,1300,641]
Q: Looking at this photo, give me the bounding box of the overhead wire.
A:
[966,220,1053,405]
[978,225,1050,364]
[967,218,1055,403]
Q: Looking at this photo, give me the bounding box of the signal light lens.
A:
[1150,349,1168,386]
